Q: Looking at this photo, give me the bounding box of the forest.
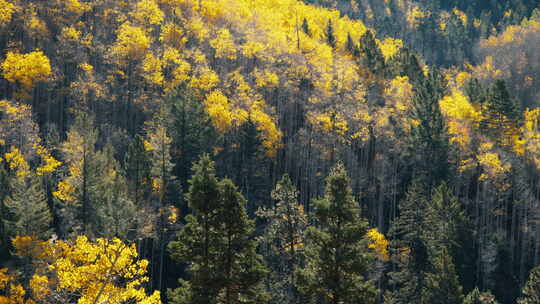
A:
[0,0,540,303]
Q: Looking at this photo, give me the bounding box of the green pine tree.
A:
[387,182,431,304]
[358,30,385,73]
[464,288,499,304]
[3,175,52,239]
[409,69,449,186]
[423,246,464,304]
[168,155,268,304]
[296,163,378,304]
[517,265,540,304]
[325,19,336,49]
[302,18,311,37]
[481,79,520,147]
[257,174,307,304]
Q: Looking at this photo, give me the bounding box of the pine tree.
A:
[358,30,385,73]
[124,135,152,208]
[296,163,378,304]
[54,111,104,237]
[95,143,136,240]
[387,182,431,304]
[257,174,307,304]
[346,33,355,54]
[481,79,520,146]
[518,266,540,304]
[423,247,464,304]
[3,175,52,239]
[168,155,268,304]
[409,69,449,186]
[325,19,336,49]
[302,18,311,37]
[464,288,498,304]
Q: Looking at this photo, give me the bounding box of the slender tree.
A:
[296,163,378,304]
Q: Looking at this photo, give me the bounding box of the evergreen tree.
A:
[464,288,498,304]
[518,265,540,304]
[409,69,449,186]
[358,30,385,74]
[3,175,52,239]
[387,47,424,82]
[387,182,431,304]
[296,163,378,304]
[346,33,355,54]
[168,155,268,304]
[54,111,105,237]
[481,79,520,146]
[124,135,152,208]
[423,247,464,304]
[257,174,307,304]
[302,18,311,37]
[325,19,336,49]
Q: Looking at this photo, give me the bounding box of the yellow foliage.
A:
[254,69,280,88]
[204,90,234,133]
[477,143,511,181]
[453,8,468,26]
[0,0,16,27]
[189,67,220,93]
[4,146,30,178]
[378,37,403,61]
[1,51,51,88]
[35,144,62,175]
[112,22,151,61]
[11,236,162,304]
[53,180,76,202]
[132,0,164,25]
[407,6,426,27]
[439,89,481,122]
[142,52,164,85]
[160,23,187,48]
[29,275,49,301]
[60,26,81,41]
[367,228,389,261]
[250,101,282,157]
[186,16,210,42]
[65,0,92,16]
[210,28,237,60]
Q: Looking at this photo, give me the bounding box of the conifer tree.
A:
[409,69,449,186]
[54,111,104,237]
[168,155,267,304]
[257,174,307,304]
[423,246,464,304]
[464,288,499,304]
[296,163,377,304]
[358,30,385,73]
[387,182,431,304]
[518,265,540,304]
[124,135,152,208]
[302,18,311,37]
[325,19,336,49]
[481,79,520,146]
[3,175,52,239]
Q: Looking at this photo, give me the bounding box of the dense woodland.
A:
[1,0,540,303]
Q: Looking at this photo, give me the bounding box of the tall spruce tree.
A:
[325,19,336,49]
[358,30,385,74]
[387,182,431,304]
[168,155,268,304]
[464,288,499,304]
[409,69,449,186]
[257,174,307,304]
[3,175,52,239]
[518,265,540,304]
[296,163,378,304]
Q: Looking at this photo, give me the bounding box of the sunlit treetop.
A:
[1,50,52,89]
[112,22,151,61]
[0,0,17,27]
[132,0,164,26]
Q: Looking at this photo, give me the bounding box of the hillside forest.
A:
[1,0,540,303]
